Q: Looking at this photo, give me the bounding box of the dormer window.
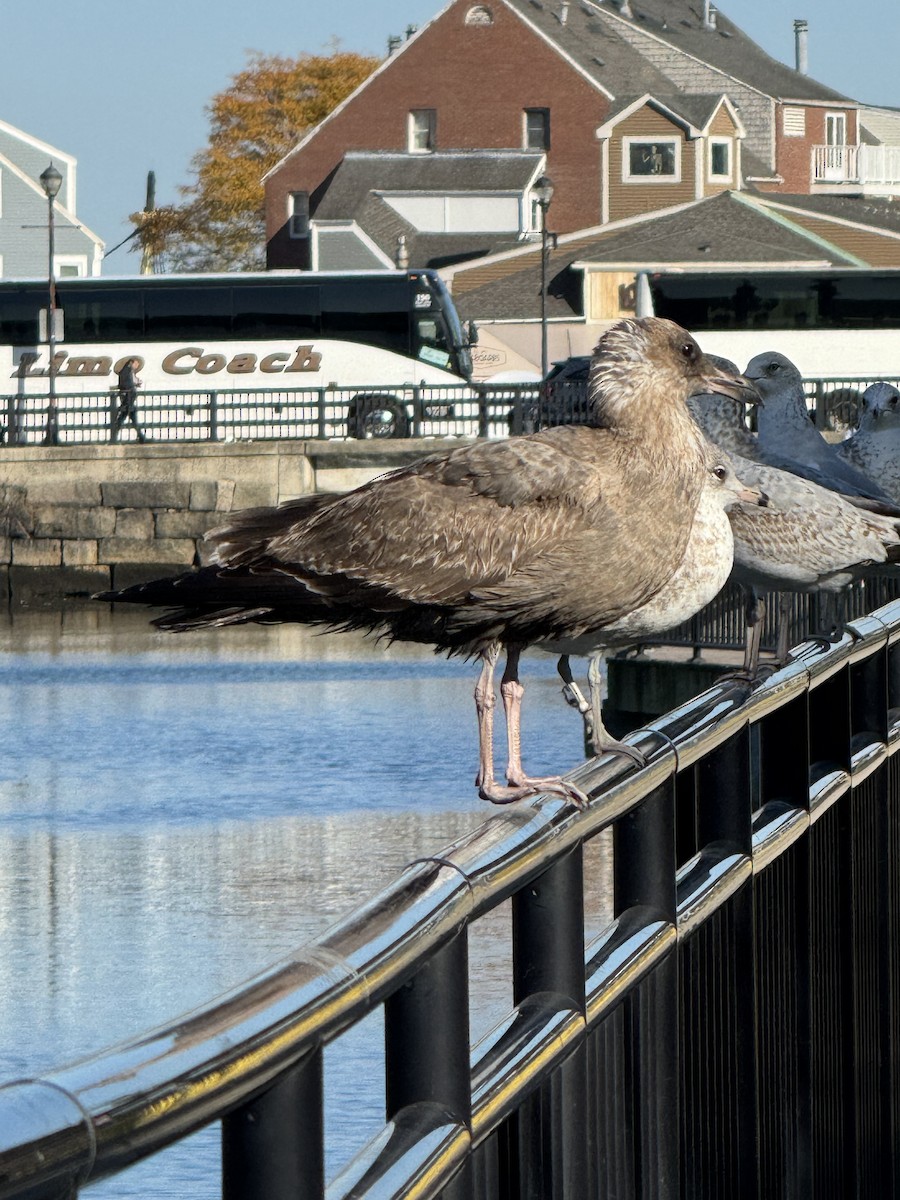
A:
[708,137,732,182]
[409,109,436,153]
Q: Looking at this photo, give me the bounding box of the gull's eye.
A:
[713,464,727,481]
[681,341,696,360]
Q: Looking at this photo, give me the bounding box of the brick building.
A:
[264,0,897,274]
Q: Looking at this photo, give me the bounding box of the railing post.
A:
[615,781,679,1200]
[512,845,588,1200]
[222,1050,324,1200]
[384,930,471,1196]
[6,393,17,446]
[208,391,219,442]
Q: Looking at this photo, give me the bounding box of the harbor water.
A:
[0,606,611,1197]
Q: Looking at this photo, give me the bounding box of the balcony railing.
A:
[812,142,900,187]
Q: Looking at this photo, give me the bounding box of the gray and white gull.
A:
[836,382,900,504]
[97,317,757,807]
[689,389,900,675]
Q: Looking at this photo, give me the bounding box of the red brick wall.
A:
[266,0,610,266]
[766,103,859,193]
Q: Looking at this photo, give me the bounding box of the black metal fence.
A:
[3,600,900,1198]
[1,373,894,445]
[644,574,900,658]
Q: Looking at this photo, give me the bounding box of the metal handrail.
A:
[2,598,899,1197]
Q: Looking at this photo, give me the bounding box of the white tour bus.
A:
[0,269,480,440]
[646,268,900,379]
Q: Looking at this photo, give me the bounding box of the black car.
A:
[526,354,592,431]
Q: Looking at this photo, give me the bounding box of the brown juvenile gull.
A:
[689,390,900,675]
[549,452,765,755]
[97,317,756,808]
[836,383,900,504]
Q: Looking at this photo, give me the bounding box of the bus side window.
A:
[232,285,319,339]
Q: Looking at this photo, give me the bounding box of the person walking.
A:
[113,357,146,442]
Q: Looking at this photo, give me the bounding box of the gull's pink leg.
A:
[474,643,500,790]
[478,644,589,808]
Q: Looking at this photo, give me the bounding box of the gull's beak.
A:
[696,360,762,407]
[739,485,768,507]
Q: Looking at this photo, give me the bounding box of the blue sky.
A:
[2,0,896,271]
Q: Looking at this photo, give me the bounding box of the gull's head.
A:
[860,381,900,429]
[706,456,768,512]
[589,317,758,428]
[743,351,803,403]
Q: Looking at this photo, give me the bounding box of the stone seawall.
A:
[0,439,443,607]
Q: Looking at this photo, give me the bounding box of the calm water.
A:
[0,607,610,1197]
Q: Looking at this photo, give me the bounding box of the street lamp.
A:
[40,162,63,445]
[534,174,554,379]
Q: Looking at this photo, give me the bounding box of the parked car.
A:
[524,355,592,431]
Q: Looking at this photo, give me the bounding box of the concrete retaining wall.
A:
[0,439,447,606]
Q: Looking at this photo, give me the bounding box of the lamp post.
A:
[534,174,554,380]
[40,162,63,446]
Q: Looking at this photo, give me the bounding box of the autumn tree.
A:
[131,49,379,272]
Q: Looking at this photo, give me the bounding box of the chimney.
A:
[619,0,633,16]
[558,0,570,24]
[794,19,808,74]
[703,1,717,30]
[395,235,410,270]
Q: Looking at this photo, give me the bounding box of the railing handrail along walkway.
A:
[0,372,894,445]
[3,597,900,1198]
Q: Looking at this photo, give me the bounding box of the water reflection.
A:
[0,609,612,1195]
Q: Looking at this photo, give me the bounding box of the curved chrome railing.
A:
[2,600,900,1198]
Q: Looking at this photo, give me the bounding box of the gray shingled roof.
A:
[448,191,866,321]
[312,152,540,270]
[505,0,854,105]
[313,150,545,220]
[765,193,900,237]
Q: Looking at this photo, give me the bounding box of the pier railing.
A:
[0,372,893,444]
[4,599,900,1198]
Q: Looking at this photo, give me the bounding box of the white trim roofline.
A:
[0,116,78,213]
[263,0,617,185]
[440,195,707,281]
[596,93,704,139]
[262,6,447,183]
[0,150,104,249]
[569,258,835,271]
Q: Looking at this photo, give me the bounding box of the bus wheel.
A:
[348,396,410,439]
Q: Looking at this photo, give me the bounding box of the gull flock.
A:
[99,317,900,807]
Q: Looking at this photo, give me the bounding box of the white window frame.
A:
[408,109,436,154]
[708,136,733,182]
[523,108,550,151]
[288,191,310,239]
[54,254,87,278]
[825,112,847,148]
[622,136,681,183]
